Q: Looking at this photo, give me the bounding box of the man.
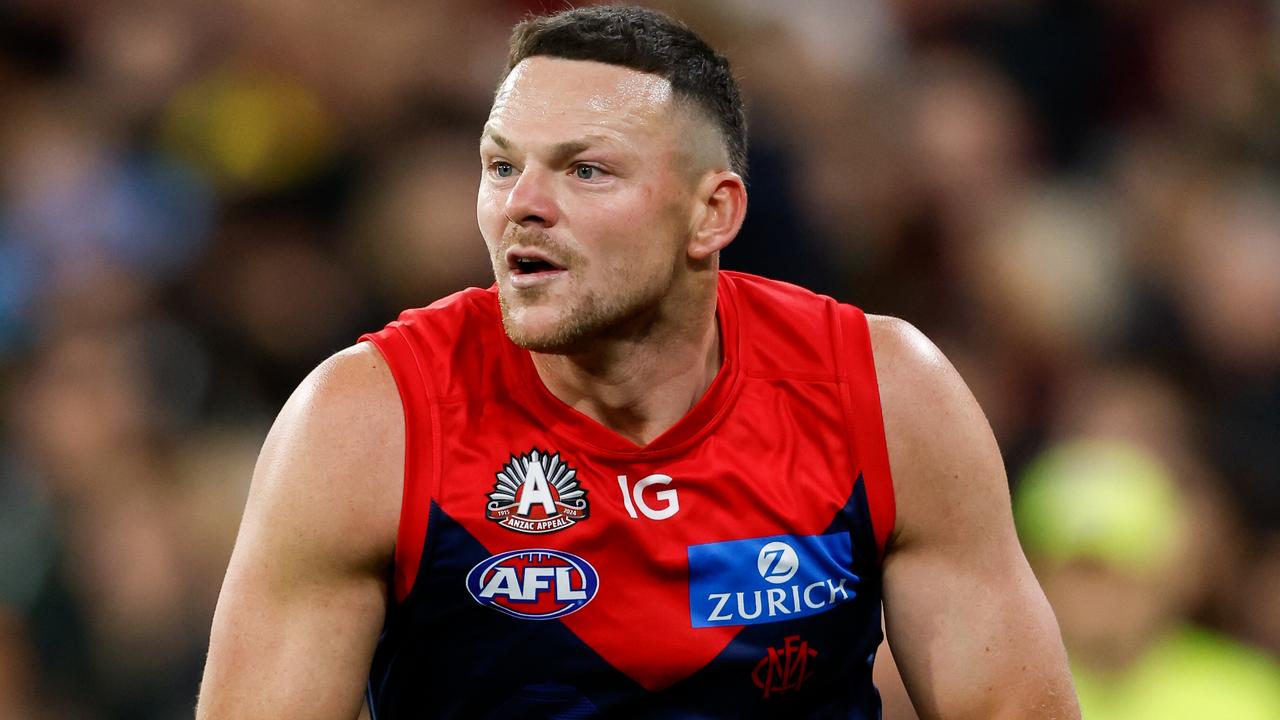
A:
[197,6,1079,718]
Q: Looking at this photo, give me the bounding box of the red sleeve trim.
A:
[360,323,439,603]
[836,305,897,561]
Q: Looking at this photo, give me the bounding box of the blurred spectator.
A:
[344,128,494,311]
[1015,439,1280,719]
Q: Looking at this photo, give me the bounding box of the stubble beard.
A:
[498,269,667,355]
[492,225,679,355]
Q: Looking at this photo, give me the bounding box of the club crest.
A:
[486,448,589,534]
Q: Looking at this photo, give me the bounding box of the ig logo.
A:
[757,541,799,583]
[617,474,680,520]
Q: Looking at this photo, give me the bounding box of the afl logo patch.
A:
[466,549,599,620]
[486,449,589,534]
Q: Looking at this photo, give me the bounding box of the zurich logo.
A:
[688,533,859,628]
[466,549,599,620]
[757,541,799,583]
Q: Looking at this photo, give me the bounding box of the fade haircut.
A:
[505,4,748,177]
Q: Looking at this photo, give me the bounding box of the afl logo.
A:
[466,549,599,620]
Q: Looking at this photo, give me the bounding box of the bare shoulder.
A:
[864,314,958,416]
[285,341,401,432]
[197,342,404,718]
[244,341,404,574]
[864,314,1011,550]
[863,320,1079,718]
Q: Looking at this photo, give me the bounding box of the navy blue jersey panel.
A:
[368,476,885,719]
[654,475,884,719]
[367,503,639,719]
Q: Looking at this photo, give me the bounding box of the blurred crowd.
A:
[1,0,1278,717]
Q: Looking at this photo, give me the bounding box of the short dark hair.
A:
[505,5,748,177]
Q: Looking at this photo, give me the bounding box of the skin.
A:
[196,57,1078,718]
[196,343,399,720]
[477,58,744,444]
[873,318,1079,718]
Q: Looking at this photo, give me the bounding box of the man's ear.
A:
[688,171,747,260]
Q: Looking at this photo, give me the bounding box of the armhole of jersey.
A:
[359,325,440,604]
[834,305,896,562]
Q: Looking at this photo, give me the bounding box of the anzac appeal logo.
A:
[486,449,589,534]
[466,549,599,620]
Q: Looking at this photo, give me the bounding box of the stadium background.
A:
[1,0,1278,716]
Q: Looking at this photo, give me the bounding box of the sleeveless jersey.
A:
[359,271,895,719]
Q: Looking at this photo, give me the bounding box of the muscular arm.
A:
[196,343,403,719]
[870,317,1078,719]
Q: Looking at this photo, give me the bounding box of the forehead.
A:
[486,57,677,145]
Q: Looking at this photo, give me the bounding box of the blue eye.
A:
[575,164,598,180]
[493,162,514,178]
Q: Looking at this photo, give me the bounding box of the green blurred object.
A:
[1073,626,1280,719]
[1014,439,1185,575]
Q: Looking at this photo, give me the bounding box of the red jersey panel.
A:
[360,271,894,718]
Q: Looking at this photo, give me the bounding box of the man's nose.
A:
[504,165,559,227]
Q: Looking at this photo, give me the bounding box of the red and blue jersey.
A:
[359,271,896,718]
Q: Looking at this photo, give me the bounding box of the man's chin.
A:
[496,288,640,355]
[498,308,578,354]
[502,325,583,354]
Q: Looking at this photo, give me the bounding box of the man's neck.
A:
[528,281,722,447]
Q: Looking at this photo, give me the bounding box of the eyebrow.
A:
[481,128,621,165]
[481,128,512,150]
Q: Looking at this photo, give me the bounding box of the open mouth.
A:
[507,248,565,276]
[513,257,561,274]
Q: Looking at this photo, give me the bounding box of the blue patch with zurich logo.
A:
[687,532,859,628]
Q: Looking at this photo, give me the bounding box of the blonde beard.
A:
[491,223,687,354]
[497,274,669,354]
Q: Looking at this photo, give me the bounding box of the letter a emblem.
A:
[516,451,558,516]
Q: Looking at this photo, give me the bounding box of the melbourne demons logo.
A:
[753,635,818,698]
[486,449,588,534]
[466,549,599,620]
